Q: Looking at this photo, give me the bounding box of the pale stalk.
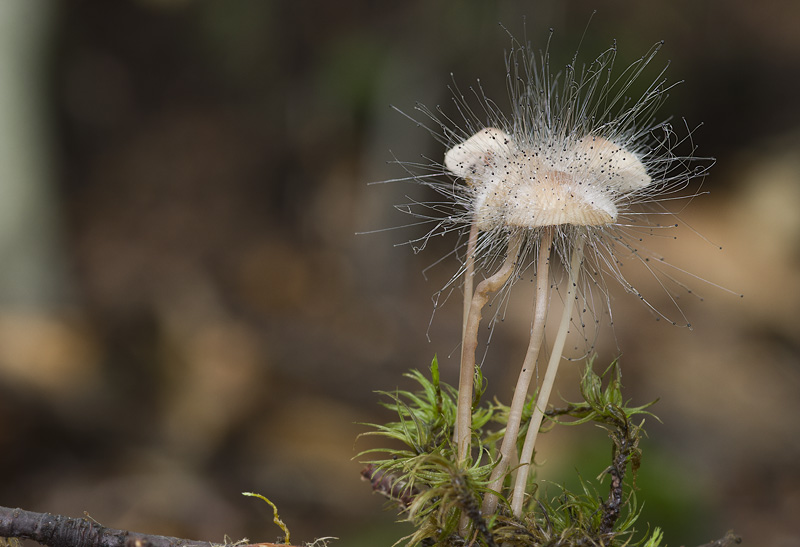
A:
[481,228,554,516]
[455,231,523,464]
[510,236,585,517]
[462,222,479,340]
[458,224,478,538]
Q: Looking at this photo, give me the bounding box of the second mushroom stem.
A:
[456,230,523,464]
[481,227,554,516]
[509,234,585,516]
[462,223,479,342]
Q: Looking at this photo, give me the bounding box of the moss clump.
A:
[359,357,661,547]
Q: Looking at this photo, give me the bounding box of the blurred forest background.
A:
[0,1,798,546]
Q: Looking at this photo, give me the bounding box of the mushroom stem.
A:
[462,222,479,342]
[455,230,523,464]
[510,235,585,517]
[481,228,553,516]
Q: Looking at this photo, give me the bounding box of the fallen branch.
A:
[0,506,300,547]
[693,531,742,547]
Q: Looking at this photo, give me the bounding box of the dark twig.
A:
[597,434,629,537]
[449,471,496,547]
[0,506,299,547]
[360,464,422,509]
[692,530,742,547]
[544,403,588,419]
[596,407,641,540]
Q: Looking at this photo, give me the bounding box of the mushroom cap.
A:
[445,128,652,230]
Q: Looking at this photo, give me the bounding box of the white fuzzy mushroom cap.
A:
[444,127,651,230]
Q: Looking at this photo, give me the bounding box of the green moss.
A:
[359,357,665,546]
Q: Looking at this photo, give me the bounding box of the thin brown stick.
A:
[455,231,523,464]
[0,506,298,547]
[481,228,553,516]
[694,531,742,547]
[360,464,421,509]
